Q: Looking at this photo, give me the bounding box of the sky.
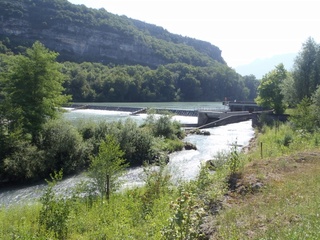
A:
[67,0,320,68]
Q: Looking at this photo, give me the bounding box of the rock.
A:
[201,130,211,136]
[184,142,197,150]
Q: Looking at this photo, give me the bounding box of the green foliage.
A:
[292,37,320,102]
[60,60,255,102]
[39,170,70,240]
[113,119,155,166]
[143,112,184,140]
[0,41,70,141]
[89,135,128,199]
[249,123,320,160]
[3,138,45,182]
[76,119,156,166]
[255,63,287,114]
[226,143,241,175]
[162,191,205,240]
[141,160,172,215]
[290,97,317,132]
[281,72,298,107]
[38,118,91,175]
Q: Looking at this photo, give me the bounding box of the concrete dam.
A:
[69,103,254,129]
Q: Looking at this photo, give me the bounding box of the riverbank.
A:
[203,123,320,239]
[207,149,320,239]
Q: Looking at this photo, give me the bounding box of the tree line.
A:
[62,61,259,102]
[256,37,320,135]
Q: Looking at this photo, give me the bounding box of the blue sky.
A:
[68,0,320,68]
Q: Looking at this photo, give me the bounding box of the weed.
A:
[38,170,70,239]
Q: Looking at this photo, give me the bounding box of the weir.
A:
[69,103,253,129]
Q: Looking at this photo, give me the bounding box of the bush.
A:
[38,119,91,175]
[39,170,70,239]
[3,139,45,181]
[77,119,156,166]
[143,113,184,140]
[113,119,155,166]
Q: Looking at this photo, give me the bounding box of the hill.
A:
[0,0,261,102]
[0,0,224,68]
[235,52,296,79]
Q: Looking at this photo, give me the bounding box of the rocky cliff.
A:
[0,0,225,68]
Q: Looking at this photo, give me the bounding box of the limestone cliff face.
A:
[0,0,225,67]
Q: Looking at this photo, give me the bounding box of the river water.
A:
[0,102,254,206]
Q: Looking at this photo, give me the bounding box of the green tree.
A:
[1,41,70,141]
[290,97,316,132]
[243,74,260,100]
[255,64,287,114]
[292,37,320,102]
[281,72,298,107]
[89,135,128,199]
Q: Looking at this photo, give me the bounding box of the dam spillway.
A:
[68,103,252,129]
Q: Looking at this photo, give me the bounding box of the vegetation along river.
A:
[0,102,254,206]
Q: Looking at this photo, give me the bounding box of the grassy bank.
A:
[210,123,320,239]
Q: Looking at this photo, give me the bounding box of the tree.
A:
[292,37,320,102]
[243,74,260,100]
[255,64,287,114]
[89,135,128,200]
[290,97,316,132]
[0,41,70,141]
[280,72,298,107]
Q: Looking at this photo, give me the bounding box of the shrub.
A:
[113,119,155,166]
[39,170,70,239]
[143,112,184,140]
[88,135,128,200]
[162,191,205,239]
[141,159,171,215]
[38,119,91,175]
[3,139,45,181]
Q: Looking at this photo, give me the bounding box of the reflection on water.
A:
[0,105,253,206]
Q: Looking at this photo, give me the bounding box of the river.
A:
[0,102,254,206]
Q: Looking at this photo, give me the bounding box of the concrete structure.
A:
[69,103,253,129]
[197,111,252,129]
[225,101,265,112]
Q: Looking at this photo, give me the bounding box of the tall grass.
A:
[213,122,320,239]
[248,123,320,160]
[213,156,320,239]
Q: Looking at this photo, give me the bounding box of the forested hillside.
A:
[0,0,260,102]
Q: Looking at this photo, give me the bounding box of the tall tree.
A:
[255,63,287,114]
[89,135,128,200]
[292,37,320,102]
[1,41,70,141]
[242,74,260,101]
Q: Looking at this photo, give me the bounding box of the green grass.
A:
[212,123,320,239]
[248,123,320,160]
[0,187,177,239]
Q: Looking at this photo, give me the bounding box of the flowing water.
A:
[0,102,254,206]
